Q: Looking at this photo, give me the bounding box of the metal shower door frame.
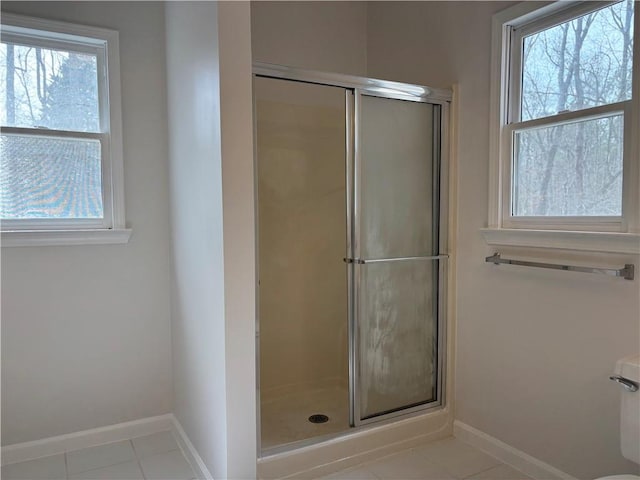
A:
[348,89,450,427]
[253,62,452,454]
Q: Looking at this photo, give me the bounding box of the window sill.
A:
[480,228,640,254]
[1,228,132,247]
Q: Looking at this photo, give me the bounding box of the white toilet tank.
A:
[615,354,640,464]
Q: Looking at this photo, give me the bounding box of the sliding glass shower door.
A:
[351,93,444,425]
[255,66,449,450]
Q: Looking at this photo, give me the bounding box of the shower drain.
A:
[308,414,329,424]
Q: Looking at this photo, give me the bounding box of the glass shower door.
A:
[352,93,444,425]
[255,77,351,449]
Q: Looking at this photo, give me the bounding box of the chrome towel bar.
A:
[485,253,635,281]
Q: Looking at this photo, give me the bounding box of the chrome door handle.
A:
[610,375,639,392]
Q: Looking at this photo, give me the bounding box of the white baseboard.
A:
[1,413,580,480]
[1,414,173,466]
[2,414,213,480]
[453,420,579,480]
[170,415,213,480]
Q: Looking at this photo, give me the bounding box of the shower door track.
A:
[254,63,452,457]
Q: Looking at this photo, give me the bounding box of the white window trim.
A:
[485,1,640,254]
[0,13,131,247]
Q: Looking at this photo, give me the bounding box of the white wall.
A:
[165,1,226,476]
[1,1,172,446]
[218,2,257,476]
[367,2,640,478]
[4,3,636,478]
[251,1,367,76]
[166,2,256,477]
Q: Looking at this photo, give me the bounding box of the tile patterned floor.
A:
[319,438,532,480]
[2,434,532,480]
[1,431,196,480]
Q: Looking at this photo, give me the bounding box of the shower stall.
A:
[254,64,451,453]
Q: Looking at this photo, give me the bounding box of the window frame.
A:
[0,13,130,246]
[484,0,640,253]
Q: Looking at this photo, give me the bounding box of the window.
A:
[0,14,129,246]
[486,1,640,253]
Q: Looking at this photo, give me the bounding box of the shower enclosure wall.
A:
[254,64,451,454]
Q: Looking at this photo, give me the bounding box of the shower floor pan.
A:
[260,384,349,450]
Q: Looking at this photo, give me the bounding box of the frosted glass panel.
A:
[360,96,435,259]
[357,95,438,421]
[359,261,437,419]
